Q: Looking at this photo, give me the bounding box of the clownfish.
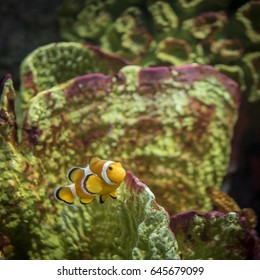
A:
[54,156,126,205]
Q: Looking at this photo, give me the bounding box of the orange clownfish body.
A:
[54,156,126,205]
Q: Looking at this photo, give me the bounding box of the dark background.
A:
[0,0,63,87]
[0,0,259,234]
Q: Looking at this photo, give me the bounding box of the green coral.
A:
[2,39,259,258]
[30,172,179,260]
[148,1,178,36]
[57,0,260,101]
[23,60,239,214]
[0,75,43,258]
[20,42,130,111]
[2,34,253,259]
[171,211,257,259]
[1,72,180,260]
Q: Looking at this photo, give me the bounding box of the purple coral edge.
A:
[124,171,147,194]
[170,210,260,260]
[124,171,173,212]
[0,73,12,97]
[65,73,114,98]
[138,64,240,107]
[64,64,240,108]
[170,210,231,225]
[73,73,110,85]
[124,171,178,242]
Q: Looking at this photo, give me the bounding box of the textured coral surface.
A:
[1,0,260,260]
[58,0,260,102]
[20,42,130,110]
[0,74,43,259]
[30,172,180,260]
[22,59,239,215]
[170,210,260,260]
[1,41,259,259]
[1,69,179,260]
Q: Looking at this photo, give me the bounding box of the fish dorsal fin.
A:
[89,156,104,176]
[89,156,101,165]
[67,167,85,183]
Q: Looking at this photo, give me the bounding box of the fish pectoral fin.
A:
[80,196,95,205]
[100,194,110,204]
[67,167,85,183]
[83,175,103,195]
[55,185,75,205]
[109,191,117,199]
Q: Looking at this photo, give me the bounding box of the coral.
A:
[173,0,232,17]
[0,233,14,260]
[233,1,260,46]
[30,172,179,260]
[182,11,228,41]
[20,42,130,111]
[206,187,241,213]
[207,187,258,229]
[241,52,260,103]
[156,38,193,65]
[57,0,260,102]
[1,42,259,259]
[22,57,240,215]
[170,210,260,260]
[1,71,179,260]
[0,74,16,142]
[0,74,43,258]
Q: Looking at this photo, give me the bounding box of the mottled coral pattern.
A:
[1,0,259,257]
[58,0,260,102]
[1,69,179,260]
[170,210,260,259]
[20,42,130,110]
[23,63,239,214]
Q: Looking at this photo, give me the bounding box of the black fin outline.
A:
[80,198,94,205]
[67,167,81,183]
[55,187,74,205]
[82,174,97,195]
[100,195,105,204]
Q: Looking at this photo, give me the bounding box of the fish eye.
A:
[108,166,113,171]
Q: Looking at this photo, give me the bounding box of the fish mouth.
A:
[108,169,126,185]
[117,169,126,182]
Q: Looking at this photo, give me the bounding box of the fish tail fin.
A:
[67,167,85,183]
[54,184,76,205]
